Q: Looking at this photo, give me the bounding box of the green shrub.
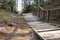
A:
[0,14,4,18]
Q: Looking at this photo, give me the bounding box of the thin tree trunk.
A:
[11,6,13,12]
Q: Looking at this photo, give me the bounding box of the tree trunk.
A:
[11,6,13,12]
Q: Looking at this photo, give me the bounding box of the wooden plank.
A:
[38,30,60,40]
[39,6,45,11]
[39,6,60,11]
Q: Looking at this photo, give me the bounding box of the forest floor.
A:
[0,10,33,40]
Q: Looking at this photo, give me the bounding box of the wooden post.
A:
[47,10,50,22]
[48,10,50,21]
[38,7,40,17]
[46,10,48,21]
[42,11,45,21]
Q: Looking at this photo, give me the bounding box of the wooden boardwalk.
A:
[24,13,60,40]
